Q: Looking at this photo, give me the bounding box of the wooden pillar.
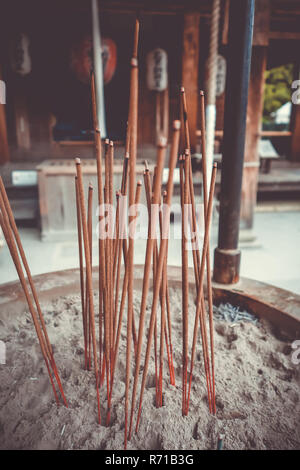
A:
[213,0,255,285]
[241,46,267,229]
[291,106,300,160]
[240,0,270,229]
[0,68,9,164]
[182,12,200,151]
[291,66,300,161]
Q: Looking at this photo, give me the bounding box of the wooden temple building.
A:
[0,0,299,237]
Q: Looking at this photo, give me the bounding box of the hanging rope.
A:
[207,0,220,106]
[205,0,220,187]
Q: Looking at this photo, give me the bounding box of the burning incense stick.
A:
[91,73,106,382]
[124,17,139,450]
[0,187,67,406]
[180,87,214,415]
[87,183,93,370]
[199,90,216,414]
[75,158,101,424]
[135,121,180,434]
[143,166,160,397]
[161,190,175,387]
[180,88,201,285]
[186,163,217,414]
[157,190,174,402]
[182,149,190,415]
[75,176,87,368]
[108,141,115,375]
[107,180,142,426]
[0,178,55,360]
[113,153,129,350]
[103,138,112,395]
[128,136,168,439]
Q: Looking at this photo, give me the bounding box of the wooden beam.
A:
[0,67,9,164]
[97,0,211,15]
[269,31,300,40]
[223,0,271,46]
[291,97,300,161]
[239,1,271,229]
[182,12,200,151]
[241,46,267,229]
[196,129,292,138]
[221,0,230,45]
[252,0,270,46]
[259,130,292,137]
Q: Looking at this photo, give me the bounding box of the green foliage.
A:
[263,64,293,124]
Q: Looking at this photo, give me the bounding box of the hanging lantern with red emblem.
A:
[70,35,117,85]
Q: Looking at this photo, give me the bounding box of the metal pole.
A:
[91,0,107,138]
[213,0,255,284]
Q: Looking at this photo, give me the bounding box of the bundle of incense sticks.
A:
[0,176,67,407]
[0,17,218,450]
[0,20,217,449]
[73,18,218,449]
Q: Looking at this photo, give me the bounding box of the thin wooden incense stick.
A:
[157,190,173,402]
[180,88,213,414]
[124,17,139,450]
[103,138,112,394]
[0,179,67,406]
[165,275,175,385]
[180,88,201,284]
[157,188,165,407]
[144,166,160,397]
[113,153,129,349]
[182,149,191,415]
[104,139,112,389]
[113,190,121,341]
[75,158,101,424]
[108,141,115,375]
[186,163,217,414]
[0,211,61,403]
[162,190,175,386]
[0,197,67,406]
[0,177,54,363]
[128,135,168,439]
[135,121,180,434]
[107,180,142,426]
[91,72,106,382]
[75,176,88,368]
[200,90,216,414]
[87,183,94,369]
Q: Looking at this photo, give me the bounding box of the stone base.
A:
[213,247,241,284]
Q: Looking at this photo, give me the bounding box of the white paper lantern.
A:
[10,33,32,76]
[216,55,226,97]
[146,48,168,92]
